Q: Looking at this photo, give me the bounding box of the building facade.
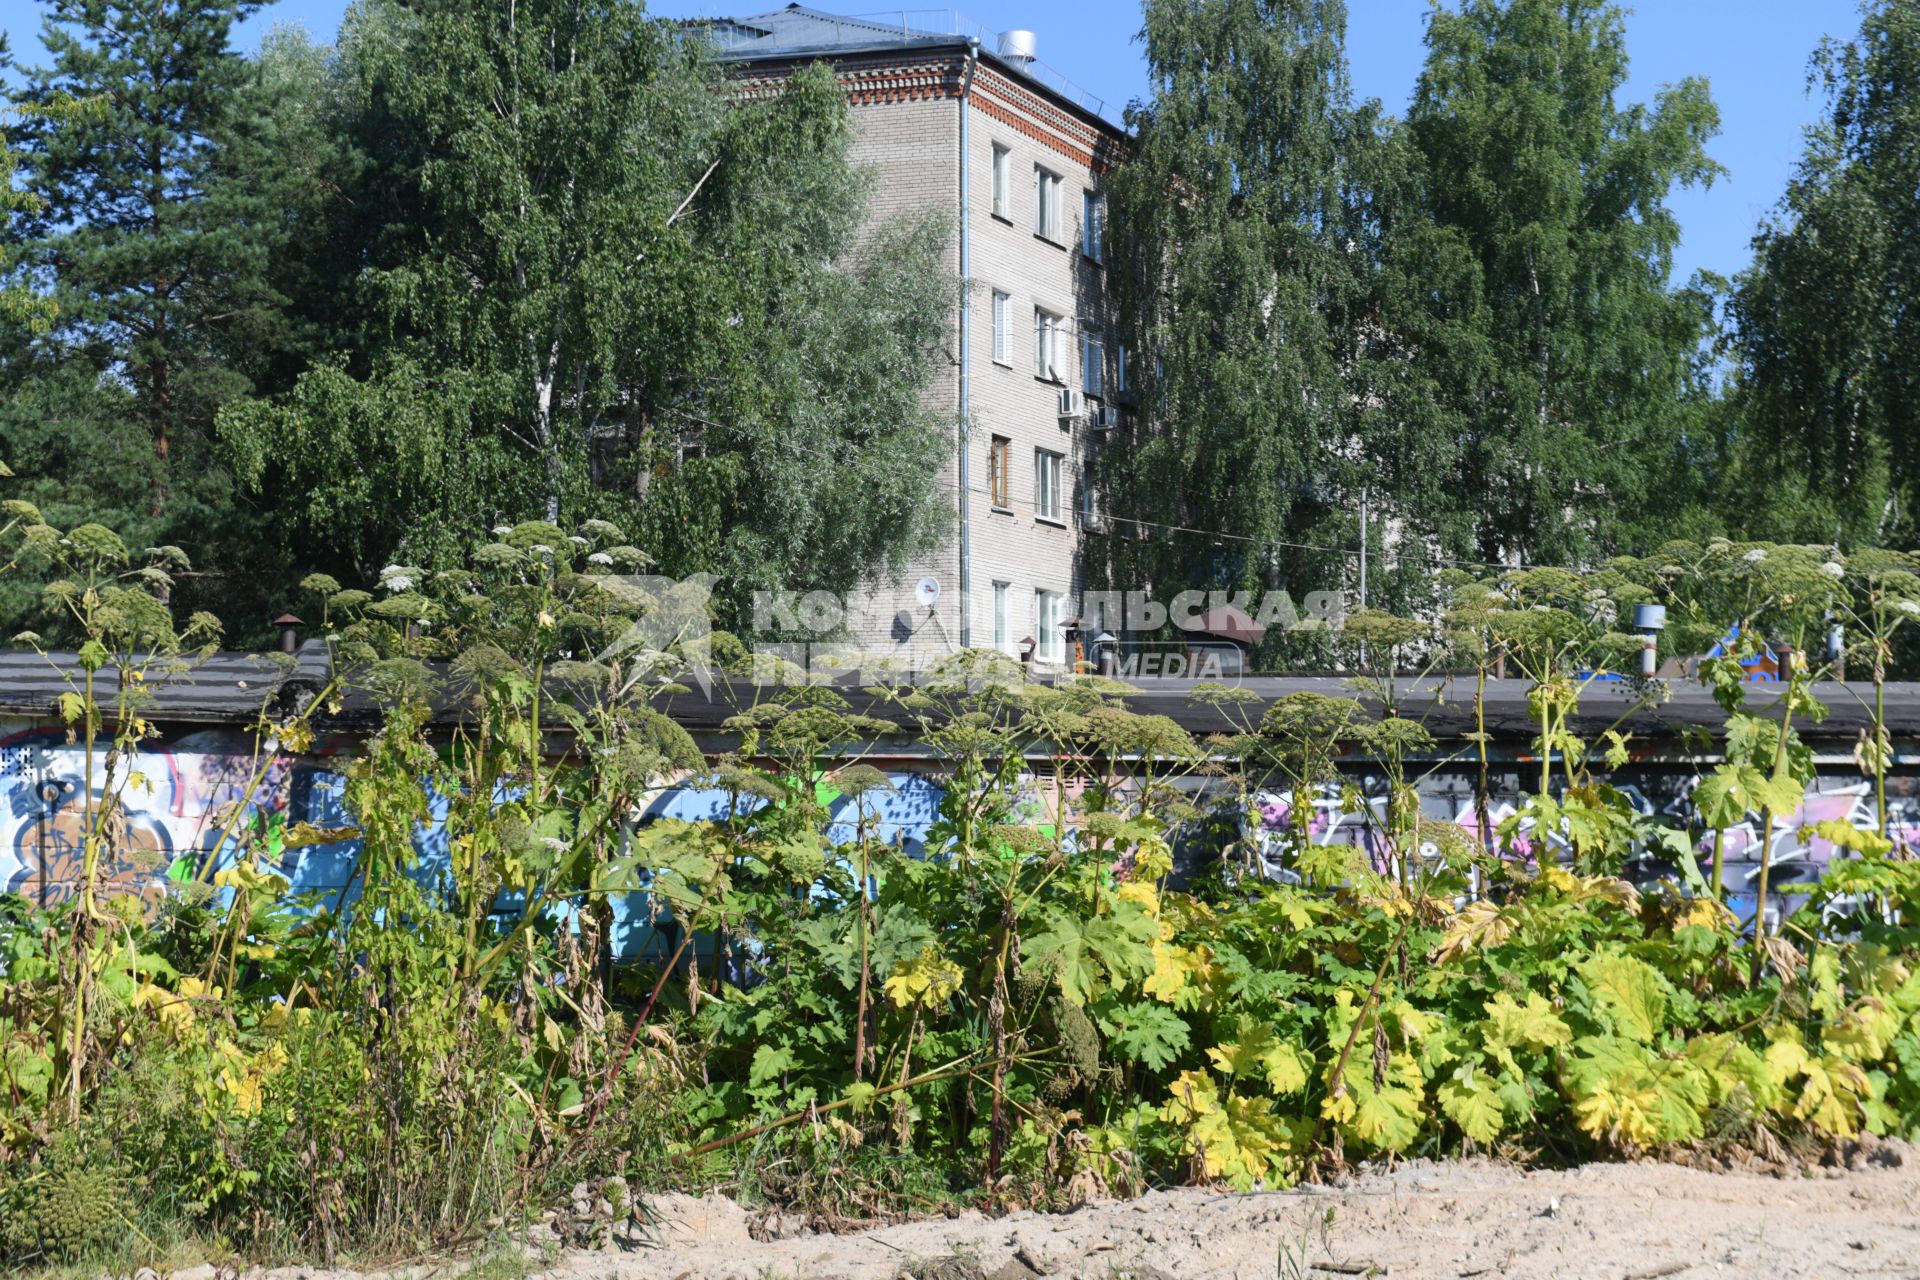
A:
[704,6,1129,669]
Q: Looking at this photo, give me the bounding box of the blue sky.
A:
[5,0,1865,287]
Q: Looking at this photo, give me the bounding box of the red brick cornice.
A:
[725,51,1128,174]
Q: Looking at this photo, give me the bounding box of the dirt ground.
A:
[528,1145,1920,1280]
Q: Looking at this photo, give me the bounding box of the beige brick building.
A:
[703,7,1129,669]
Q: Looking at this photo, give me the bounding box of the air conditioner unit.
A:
[1057,388,1083,417]
[1093,405,1120,431]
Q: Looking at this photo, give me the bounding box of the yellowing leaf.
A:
[1823,1002,1900,1062]
[1806,819,1895,857]
[1483,992,1572,1065]
[1580,953,1668,1042]
[1684,1033,1777,1111]
[1430,899,1515,963]
[1190,1092,1295,1189]
[1678,896,1738,933]
[1809,948,1844,1016]
[1763,1026,1812,1086]
[1143,941,1188,1003]
[213,860,291,895]
[1571,1072,1664,1149]
[1160,1069,1220,1126]
[1348,1082,1423,1152]
[882,945,965,1010]
[1561,1036,1710,1151]
[1143,940,1218,1010]
[1207,1016,1275,1078]
[1795,1056,1871,1137]
[1262,1042,1311,1095]
[1438,1070,1504,1144]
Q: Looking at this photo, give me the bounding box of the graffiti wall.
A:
[0,725,350,907]
[0,723,961,961]
[1245,765,1920,929]
[2,719,1916,956]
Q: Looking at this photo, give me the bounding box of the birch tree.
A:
[219,0,951,617]
[1408,0,1722,564]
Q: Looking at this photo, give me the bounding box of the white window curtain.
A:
[1034,310,1065,380]
[1035,167,1061,240]
[1034,449,1062,520]
[1035,590,1064,662]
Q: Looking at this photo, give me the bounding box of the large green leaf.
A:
[1103,1001,1191,1072]
[1580,953,1669,1043]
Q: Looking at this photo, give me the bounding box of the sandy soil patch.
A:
[523,1144,1920,1279]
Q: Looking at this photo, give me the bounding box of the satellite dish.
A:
[915,577,941,608]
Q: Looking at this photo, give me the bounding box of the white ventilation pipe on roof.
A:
[997,30,1037,66]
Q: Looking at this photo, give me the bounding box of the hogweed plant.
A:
[2,532,1920,1268]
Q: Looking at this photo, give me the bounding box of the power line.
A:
[661,406,1599,580]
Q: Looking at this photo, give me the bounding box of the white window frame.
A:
[1082,190,1103,262]
[1034,448,1063,522]
[1033,308,1066,381]
[1081,328,1104,398]
[992,581,1011,653]
[991,290,1012,365]
[1034,165,1062,241]
[1034,590,1065,664]
[991,144,1011,219]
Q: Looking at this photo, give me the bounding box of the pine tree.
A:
[12,0,286,518]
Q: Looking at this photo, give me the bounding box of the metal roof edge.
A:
[717,39,1129,138]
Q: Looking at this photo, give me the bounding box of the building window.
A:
[1082,328,1104,398]
[1116,342,1130,394]
[1034,589,1065,663]
[1035,166,1063,241]
[988,434,1012,507]
[1080,481,1102,529]
[1082,191,1104,262]
[991,144,1011,219]
[1034,448,1063,521]
[991,290,1012,364]
[992,581,1010,652]
[1034,308,1065,381]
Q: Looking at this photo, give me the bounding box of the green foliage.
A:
[1726,0,1920,546]
[1409,0,1724,564]
[2,0,314,642]
[1100,0,1733,617]
[213,1,952,627]
[1100,0,1390,608]
[8,549,1920,1265]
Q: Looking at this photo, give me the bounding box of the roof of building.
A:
[689,4,1124,129]
[1191,603,1268,647]
[698,6,952,55]
[0,648,1914,754]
